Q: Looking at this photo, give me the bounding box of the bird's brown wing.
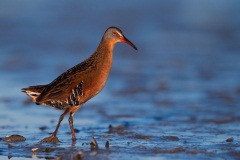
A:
[35,61,90,104]
[36,73,81,103]
[35,52,95,104]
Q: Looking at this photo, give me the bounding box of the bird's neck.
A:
[94,38,115,65]
[96,38,115,56]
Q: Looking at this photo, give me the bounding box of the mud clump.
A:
[203,119,231,124]
[105,141,109,148]
[5,135,26,142]
[107,125,133,135]
[226,137,233,142]
[31,148,54,153]
[39,126,48,131]
[155,147,185,154]
[90,137,98,150]
[128,134,153,140]
[186,150,198,154]
[40,136,59,143]
[42,148,55,152]
[161,136,179,141]
[72,151,84,160]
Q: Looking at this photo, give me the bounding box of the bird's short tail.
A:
[22,85,46,102]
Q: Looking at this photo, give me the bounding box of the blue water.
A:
[0,1,240,159]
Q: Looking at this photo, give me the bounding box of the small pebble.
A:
[105,141,109,148]
[5,135,26,142]
[72,151,84,160]
[226,137,233,142]
[32,148,39,152]
[108,125,113,132]
[74,128,80,133]
[39,126,48,131]
[90,137,98,150]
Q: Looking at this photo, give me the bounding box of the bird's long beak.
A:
[120,36,138,50]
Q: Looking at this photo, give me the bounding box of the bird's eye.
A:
[112,31,117,36]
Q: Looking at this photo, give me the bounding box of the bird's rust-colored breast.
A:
[80,52,113,103]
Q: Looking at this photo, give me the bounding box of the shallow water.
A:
[0,1,240,159]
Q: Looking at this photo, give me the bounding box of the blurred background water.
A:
[0,0,240,159]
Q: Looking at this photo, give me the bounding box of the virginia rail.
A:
[22,26,137,143]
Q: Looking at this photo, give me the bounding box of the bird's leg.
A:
[68,112,76,141]
[40,110,68,143]
[52,110,69,137]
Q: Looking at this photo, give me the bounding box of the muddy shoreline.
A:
[1,1,240,159]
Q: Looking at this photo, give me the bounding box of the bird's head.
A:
[103,26,137,50]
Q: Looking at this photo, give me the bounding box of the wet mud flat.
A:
[1,49,240,159]
[1,1,240,159]
[1,56,240,160]
[0,110,239,160]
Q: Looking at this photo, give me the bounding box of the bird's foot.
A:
[40,135,59,143]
